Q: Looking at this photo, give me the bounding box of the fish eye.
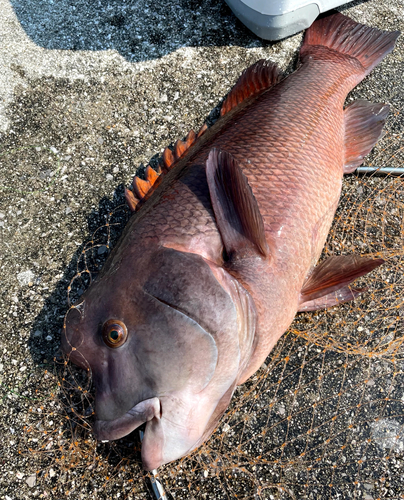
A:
[102,319,128,348]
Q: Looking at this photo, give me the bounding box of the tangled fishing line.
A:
[21,104,404,500]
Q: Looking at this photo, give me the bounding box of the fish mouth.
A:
[93,397,161,441]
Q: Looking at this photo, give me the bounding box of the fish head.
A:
[61,245,246,469]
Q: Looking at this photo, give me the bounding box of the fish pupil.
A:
[110,330,119,341]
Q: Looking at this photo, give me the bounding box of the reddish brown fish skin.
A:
[119,31,377,381]
[62,12,399,470]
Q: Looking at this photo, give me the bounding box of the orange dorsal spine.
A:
[126,124,207,212]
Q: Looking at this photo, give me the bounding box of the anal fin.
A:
[298,285,365,312]
[206,149,269,262]
[344,100,390,174]
[298,255,384,311]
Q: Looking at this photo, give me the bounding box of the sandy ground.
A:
[0,0,403,499]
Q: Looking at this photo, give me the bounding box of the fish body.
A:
[62,12,399,470]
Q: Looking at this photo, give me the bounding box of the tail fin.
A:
[301,11,399,77]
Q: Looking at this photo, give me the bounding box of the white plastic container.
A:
[224,0,348,40]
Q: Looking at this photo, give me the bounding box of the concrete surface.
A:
[0,0,403,499]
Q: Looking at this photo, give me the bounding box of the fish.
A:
[61,12,399,471]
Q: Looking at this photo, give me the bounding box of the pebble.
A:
[26,474,36,487]
[17,270,35,286]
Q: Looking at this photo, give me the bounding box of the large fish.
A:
[61,12,399,470]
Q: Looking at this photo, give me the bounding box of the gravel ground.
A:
[0,0,403,499]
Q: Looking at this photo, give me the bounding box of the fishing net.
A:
[17,93,404,500]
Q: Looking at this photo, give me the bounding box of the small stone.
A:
[26,474,36,487]
[16,472,24,479]
[98,245,108,255]
[277,403,286,416]
[65,207,72,215]
[97,137,104,144]
[17,270,35,286]
[106,174,113,181]
[49,468,56,478]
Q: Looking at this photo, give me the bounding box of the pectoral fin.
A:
[206,149,269,262]
[298,255,384,311]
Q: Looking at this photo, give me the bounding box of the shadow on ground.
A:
[9,0,268,62]
[27,186,130,367]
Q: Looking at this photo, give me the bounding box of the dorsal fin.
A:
[197,123,208,138]
[145,165,159,184]
[133,176,150,199]
[158,128,200,173]
[220,59,282,117]
[125,123,209,212]
[124,187,139,212]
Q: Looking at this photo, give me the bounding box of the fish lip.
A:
[93,397,161,441]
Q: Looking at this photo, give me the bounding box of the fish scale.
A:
[62,12,399,470]
[146,64,350,266]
